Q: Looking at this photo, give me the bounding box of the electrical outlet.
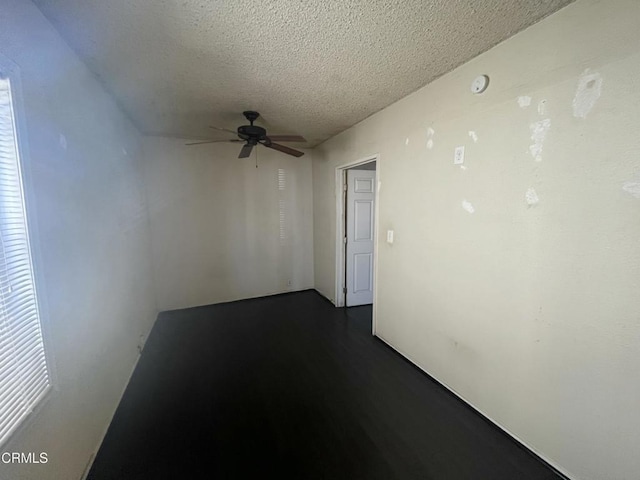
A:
[137,334,145,354]
[454,146,465,165]
[287,279,292,287]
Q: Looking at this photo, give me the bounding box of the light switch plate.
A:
[454,146,465,165]
[386,230,394,244]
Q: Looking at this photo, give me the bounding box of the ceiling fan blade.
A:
[238,143,254,158]
[267,135,307,143]
[263,141,304,158]
[209,125,238,135]
[185,139,242,146]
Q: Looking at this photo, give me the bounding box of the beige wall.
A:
[0,1,157,479]
[313,1,640,478]
[142,137,314,311]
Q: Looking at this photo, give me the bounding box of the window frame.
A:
[0,54,56,449]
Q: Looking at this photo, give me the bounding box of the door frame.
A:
[334,153,380,334]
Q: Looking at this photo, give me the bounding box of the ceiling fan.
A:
[186,111,306,158]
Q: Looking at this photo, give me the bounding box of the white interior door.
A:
[346,169,376,306]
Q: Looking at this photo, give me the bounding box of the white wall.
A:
[142,137,314,311]
[312,1,640,478]
[0,1,157,479]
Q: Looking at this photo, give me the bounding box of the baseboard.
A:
[209,287,317,306]
[312,288,337,306]
[81,317,157,480]
[159,287,317,313]
[374,333,574,480]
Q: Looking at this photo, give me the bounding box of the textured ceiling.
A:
[33,0,573,146]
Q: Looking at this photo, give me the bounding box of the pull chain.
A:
[255,144,258,168]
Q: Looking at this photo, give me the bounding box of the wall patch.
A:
[622,180,640,199]
[461,199,475,214]
[468,131,478,143]
[573,69,603,118]
[525,188,540,206]
[426,127,435,149]
[529,119,551,162]
[517,96,532,108]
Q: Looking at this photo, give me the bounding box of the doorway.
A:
[334,155,379,332]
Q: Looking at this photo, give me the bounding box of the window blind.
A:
[0,75,50,447]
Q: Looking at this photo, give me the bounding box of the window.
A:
[0,73,50,446]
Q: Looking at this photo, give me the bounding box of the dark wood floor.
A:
[88,290,562,480]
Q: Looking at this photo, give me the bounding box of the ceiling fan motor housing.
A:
[238,124,267,142]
